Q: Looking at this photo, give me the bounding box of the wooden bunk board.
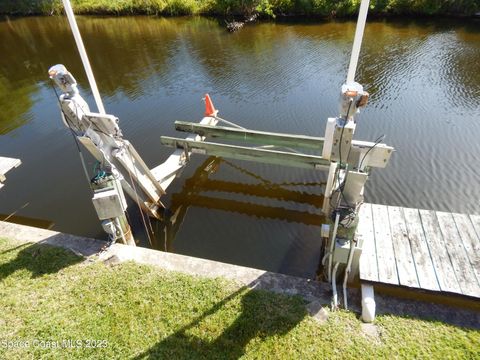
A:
[357,203,480,299]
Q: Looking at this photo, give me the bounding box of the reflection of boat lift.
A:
[50,0,391,318]
[163,156,326,251]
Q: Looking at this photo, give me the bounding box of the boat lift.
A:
[49,0,393,318]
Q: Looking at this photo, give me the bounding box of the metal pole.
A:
[62,0,106,114]
[115,216,136,246]
[346,0,370,84]
[331,262,340,309]
[343,239,356,309]
[328,212,340,282]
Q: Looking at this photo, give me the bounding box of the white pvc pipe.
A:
[62,0,106,114]
[328,212,340,282]
[361,284,376,322]
[331,262,340,308]
[346,0,370,84]
[343,239,356,309]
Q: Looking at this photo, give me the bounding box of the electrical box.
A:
[333,238,363,262]
[332,237,363,280]
[332,238,352,264]
[92,188,125,220]
[342,170,368,205]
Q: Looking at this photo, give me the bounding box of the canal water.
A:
[1,16,479,278]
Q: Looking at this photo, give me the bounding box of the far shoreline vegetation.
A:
[0,0,479,19]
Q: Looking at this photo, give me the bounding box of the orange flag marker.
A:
[204,94,216,116]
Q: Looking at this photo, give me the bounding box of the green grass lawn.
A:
[0,237,478,359]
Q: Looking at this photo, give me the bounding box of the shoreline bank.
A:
[1,1,478,19]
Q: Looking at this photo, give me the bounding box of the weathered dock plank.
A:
[452,213,480,286]
[436,211,480,297]
[403,208,439,291]
[469,215,480,235]
[371,204,398,285]
[469,214,480,249]
[387,206,418,287]
[357,203,378,282]
[419,210,459,293]
[358,204,480,300]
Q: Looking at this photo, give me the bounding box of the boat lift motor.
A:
[49,64,166,244]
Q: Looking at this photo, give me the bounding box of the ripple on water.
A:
[1,17,480,276]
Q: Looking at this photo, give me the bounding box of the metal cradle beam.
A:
[174,121,325,150]
[160,136,331,170]
[173,121,393,169]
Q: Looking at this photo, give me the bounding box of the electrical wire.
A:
[358,134,385,170]
[335,100,354,210]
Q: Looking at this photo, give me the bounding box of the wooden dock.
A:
[0,156,21,190]
[356,203,480,299]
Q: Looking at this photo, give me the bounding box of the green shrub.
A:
[0,0,478,16]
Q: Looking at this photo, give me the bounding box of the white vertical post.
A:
[346,0,370,84]
[62,0,106,114]
[361,284,376,322]
[322,161,338,215]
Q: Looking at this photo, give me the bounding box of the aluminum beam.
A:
[175,121,325,150]
[160,136,331,170]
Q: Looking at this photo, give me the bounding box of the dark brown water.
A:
[1,16,479,278]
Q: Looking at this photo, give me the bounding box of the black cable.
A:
[358,134,385,170]
[336,100,354,210]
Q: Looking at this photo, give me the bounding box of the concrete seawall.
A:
[0,221,331,303]
[1,220,479,328]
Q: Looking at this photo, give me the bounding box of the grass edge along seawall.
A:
[0,236,479,359]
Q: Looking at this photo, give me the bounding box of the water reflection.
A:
[154,157,325,277]
[0,16,479,277]
[0,212,54,229]
[358,19,480,112]
[2,16,478,130]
